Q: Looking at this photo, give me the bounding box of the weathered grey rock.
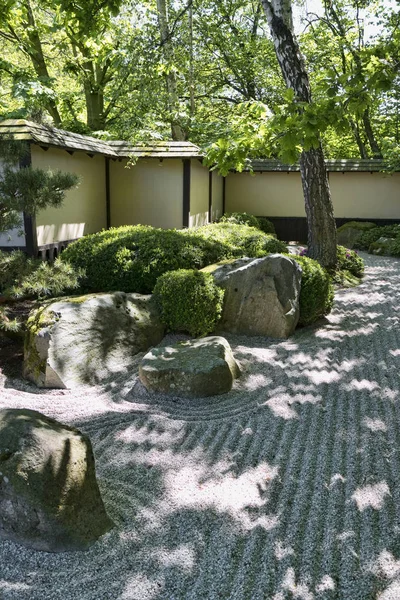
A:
[337,221,376,248]
[370,236,397,256]
[24,292,165,388]
[139,336,240,398]
[205,254,302,339]
[0,408,113,552]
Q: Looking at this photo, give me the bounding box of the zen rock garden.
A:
[0,254,302,552]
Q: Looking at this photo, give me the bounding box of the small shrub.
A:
[290,255,334,326]
[336,246,364,278]
[257,217,276,235]
[154,269,224,337]
[219,212,260,228]
[354,224,400,251]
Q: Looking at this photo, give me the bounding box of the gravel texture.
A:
[0,252,399,600]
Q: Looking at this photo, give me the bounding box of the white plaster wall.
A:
[225,172,305,217]
[189,159,209,228]
[329,172,400,218]
[32,146,107,246]
[211,172,224,221]
[110,158,183,230]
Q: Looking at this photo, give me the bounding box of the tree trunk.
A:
[261,0,337,268]
[24,0,62,126]
[362,108,383,158]
[83,79,106,131]
[156,0,185,140]
[349,118,368,158]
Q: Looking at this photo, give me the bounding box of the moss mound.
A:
[289,255,334,326]
[61,223,286,294]
[154,269,224,337]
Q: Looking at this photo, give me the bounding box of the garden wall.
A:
[32,146,107,246]
[225,170,400,241]
[189,160,209,228]
[110,158,183,230]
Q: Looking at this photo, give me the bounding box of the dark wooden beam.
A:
[222,176,226,215]
[182,159,191,228]
[208,171,213,223]
[105,157,111,229]
[19,143,38,257]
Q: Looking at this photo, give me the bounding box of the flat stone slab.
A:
[139,336,240,398]
[0,408,113,552]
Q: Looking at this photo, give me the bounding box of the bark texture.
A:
[261,0,337,268]
[157,0,186,140]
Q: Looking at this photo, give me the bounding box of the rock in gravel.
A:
[24,292,165,388]
[139,336,240,398]
[337,221,377,248]
[205,254,301,339]
[0,408,113,552]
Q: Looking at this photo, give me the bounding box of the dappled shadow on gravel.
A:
[1,253,400,599]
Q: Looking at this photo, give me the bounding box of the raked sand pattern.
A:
[0,251,400,600]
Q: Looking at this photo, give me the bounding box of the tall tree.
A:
[260,0,337,268]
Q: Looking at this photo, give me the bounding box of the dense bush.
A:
[219,212,276,235]
[0,251,82,299]
[337,221,377,233]
[219,211,259,228]
[290,255,334,326]
[194,223,287,257]
[62,223,286,294]
[354,224,400,251]
[336,246,364,278]
[154,269,224,336]
[257,217,276,235]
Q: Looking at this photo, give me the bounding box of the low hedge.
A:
[290,255,334,326]
[219,212,276,235]
[154,269,224,336]
[61,223,286,294]
[354,224,400,251]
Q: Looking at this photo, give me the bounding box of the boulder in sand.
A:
[0,408,113,552]
[139,336,240,398]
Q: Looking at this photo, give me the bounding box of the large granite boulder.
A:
[0,408,113,552]
[337,221,376,249]
[139,336,240,398]
[204,254,302,338]
[24,292,165,388]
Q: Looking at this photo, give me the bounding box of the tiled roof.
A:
[0,120,202,159]
[108,140,202,158]
[248,158,386,172]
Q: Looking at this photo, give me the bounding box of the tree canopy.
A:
[0,0,397,163]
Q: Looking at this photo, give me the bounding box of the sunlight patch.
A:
[352,482,390,511]
[363,417,387,432]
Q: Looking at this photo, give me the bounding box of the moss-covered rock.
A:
[0,408,113,552]
[24,292,165,388]
[369,237,397,256]
[337,221,376,249]
[139,336,240,398]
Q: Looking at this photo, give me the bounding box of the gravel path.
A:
[1,252,400,600]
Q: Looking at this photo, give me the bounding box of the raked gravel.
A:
[0,252,400,600]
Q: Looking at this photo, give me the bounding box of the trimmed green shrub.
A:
[194,223,287,257]
[219,212,260,228]
[337,221,377,233]
[354,224,400,251]
[257,217,276,235]
[337,246,364,278]
[154,269,224,336]
[289,255,334,326]
[219,212,276,236]
[0,250,82,299]
[62,223,286,294]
